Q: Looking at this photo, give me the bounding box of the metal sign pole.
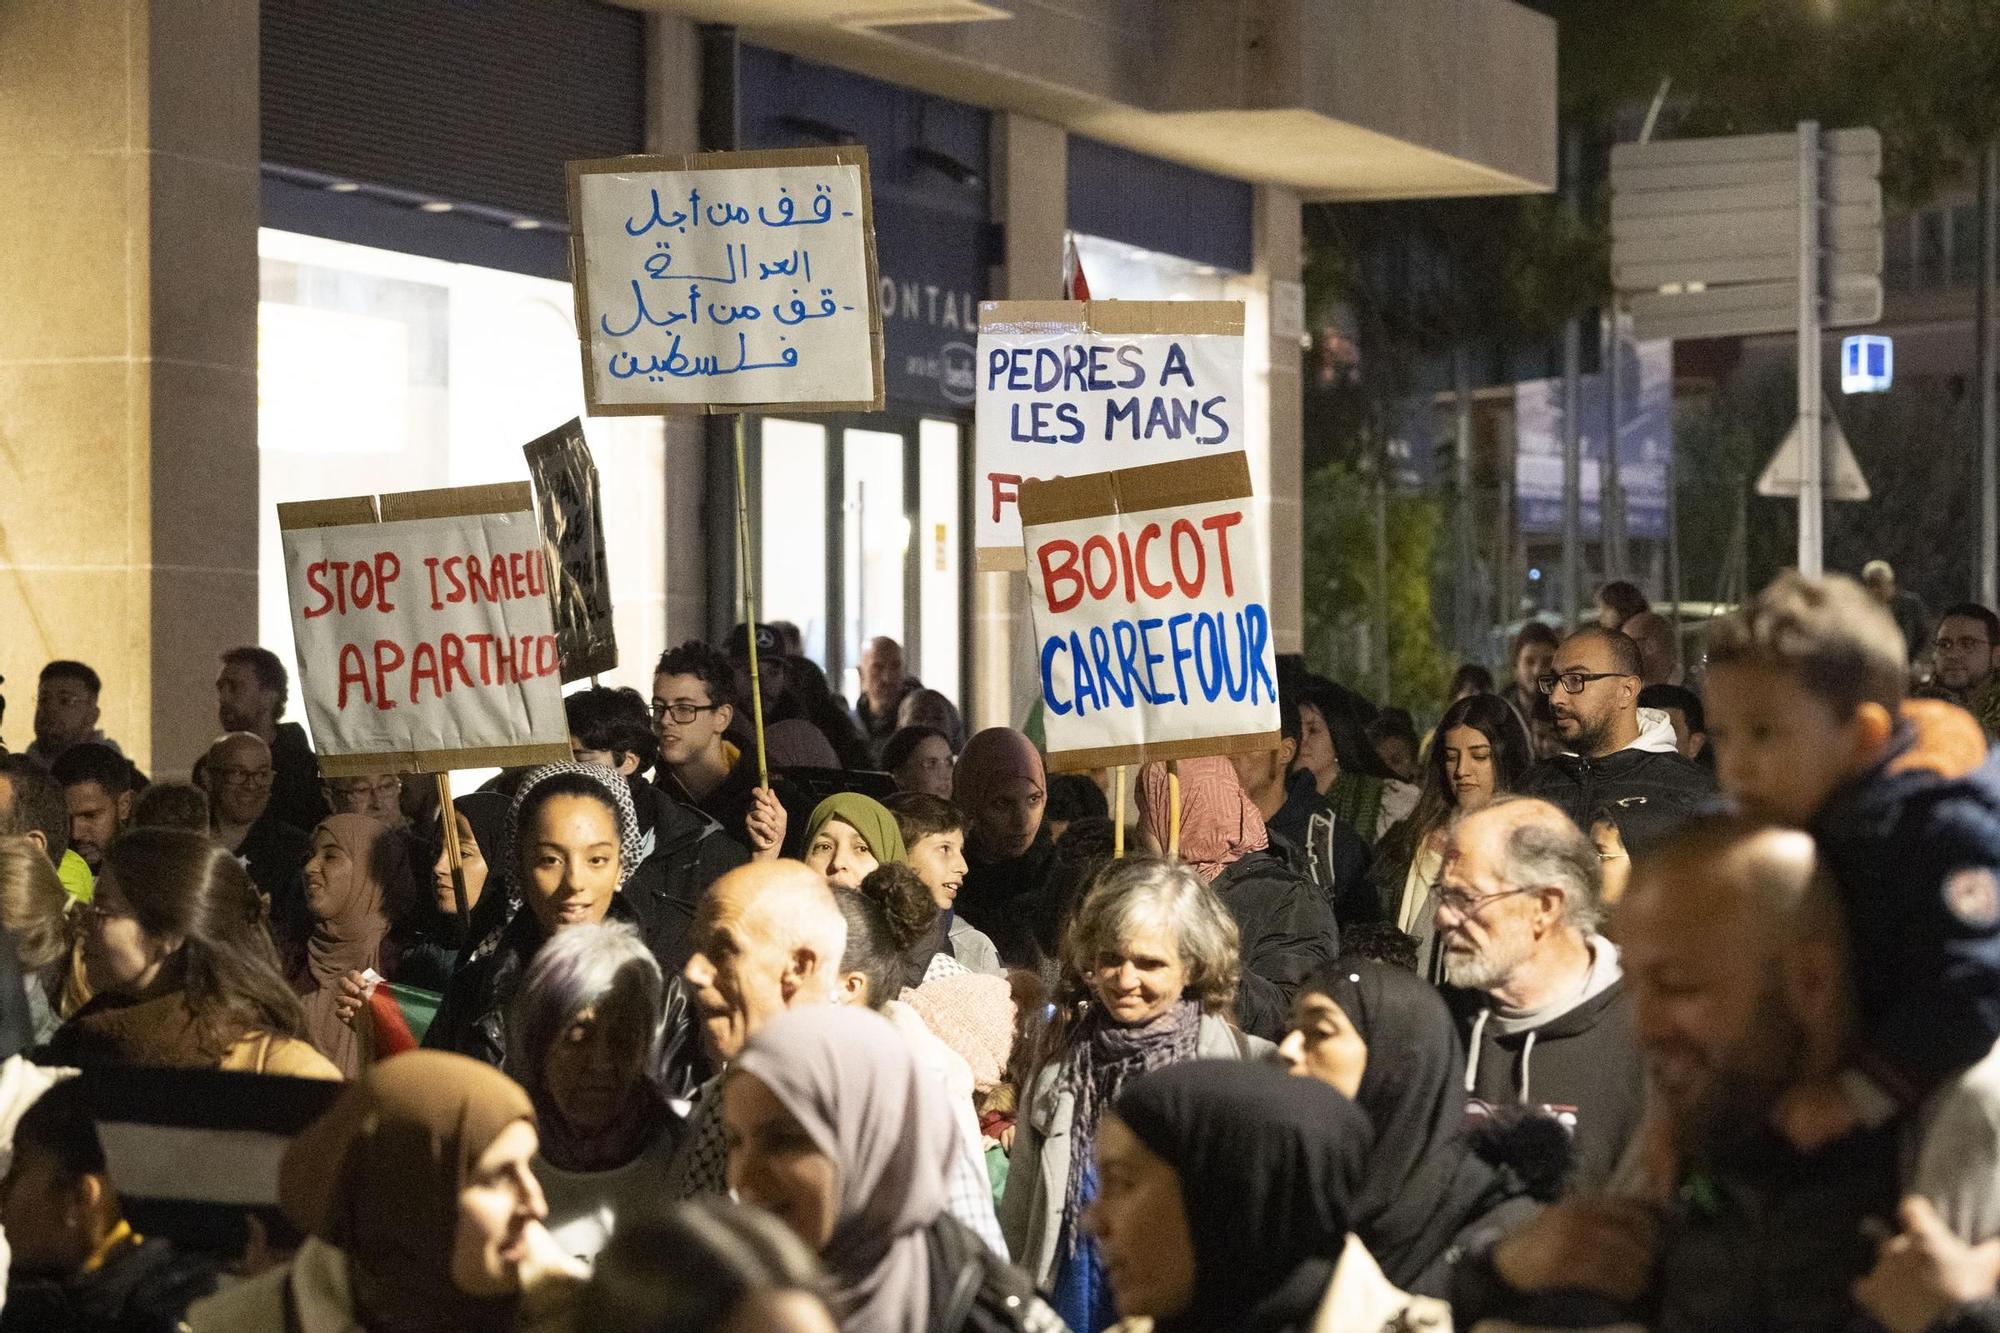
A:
[1796,121,1824,578]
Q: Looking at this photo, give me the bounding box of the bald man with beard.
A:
[199,731,311,954]
[1466,817,1996,1331]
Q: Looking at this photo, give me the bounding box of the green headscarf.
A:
[804,793,907,864]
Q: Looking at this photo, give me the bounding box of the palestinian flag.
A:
[366,982,443,1058]
[77,1063,346,1258]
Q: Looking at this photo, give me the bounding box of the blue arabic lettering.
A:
[622,187,690,237]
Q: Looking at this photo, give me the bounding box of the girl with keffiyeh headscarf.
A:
[999,858,1268,1333]
[1136,757,1340,1041]
[423,763,650,1068]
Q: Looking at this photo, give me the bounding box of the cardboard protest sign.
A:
[523,418,618,682]
[1020,452,1280,772]
[975,299,1244,571]
[279,483,574,777]
[567,146,883,415]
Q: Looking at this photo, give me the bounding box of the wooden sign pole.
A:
[1112,764,1127,859]
[732,414,770,788]
[435,771,469,926]
[1166,760,1181,860]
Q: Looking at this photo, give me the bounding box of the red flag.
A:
[1064,235,1091,302]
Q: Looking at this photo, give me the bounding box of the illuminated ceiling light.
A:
[326,181,360,193]
[508,218,543,231]
[419,201,454,213]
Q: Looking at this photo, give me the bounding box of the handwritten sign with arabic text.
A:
[567,147,884,415]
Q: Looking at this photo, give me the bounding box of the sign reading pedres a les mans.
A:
[976,300,1244,571]
[279,484,573,777]
[1021,453,1280,772]
[568,145,884,415]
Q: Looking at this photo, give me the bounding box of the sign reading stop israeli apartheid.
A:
[975,300,1244,572]
[1020,452,1280,771]
[567,146,884,416]
[278,483,574,777]
[523,418,618,682]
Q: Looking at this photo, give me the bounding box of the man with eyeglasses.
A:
[1516,626,1714,858]
[199,732,309,952]
[1439,796,1643,1194]
[1920,602,2000,741]
[652,640,794,860]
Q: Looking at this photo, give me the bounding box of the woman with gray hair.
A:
[509,920,681,1264]
[1000,857,1269,1333]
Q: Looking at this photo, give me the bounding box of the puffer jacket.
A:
[1812,700,2000,1105]
[1208,850,1341,1041]
[1516,707,1714,854]
[0,1231,218,1333]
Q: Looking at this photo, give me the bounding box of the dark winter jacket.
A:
[625,778,748,976]
[233,814,311,954]
[265,721,329,838]
[0,1231,219,1333]
[1446,943,1644,1193]
[1209,850,1341,1041]
[663,744,814,861]
[1265,770,1378,925]
[1516,712,1714,854]
[1453,1118,1904,1333]
[959,828,1066,970]
[1811,701,2000,1105]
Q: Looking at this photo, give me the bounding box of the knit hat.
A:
[900,970,1017,1092]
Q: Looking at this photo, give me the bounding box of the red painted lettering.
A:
[408,640,441,702]
[526,549,547,598]
[424,557,444,611]
[463,556,491,605]
[536,635,559,676]
[1082,535,1119,602]
[440,633,474,690]
[374,552,400,612]
[989,473,1022,524]
[1037,539,1084,614]
[371,640,405,710]
[336,643,370,710]
[1170,519,1206,596]
[303,561,334,619]
[1133,524,1172,599]
[1200,512,1243,596]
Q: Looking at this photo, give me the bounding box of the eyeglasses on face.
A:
[1536,670,1633,696]
[334,778,401,799]
[650,700,722,725]
[213,766,274,786]
[1435,885,1543,920]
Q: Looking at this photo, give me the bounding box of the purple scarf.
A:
[1062,997,1201,1250]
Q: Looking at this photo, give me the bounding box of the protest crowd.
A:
[2,565,2000,1333]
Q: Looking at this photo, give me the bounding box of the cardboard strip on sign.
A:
[566,145,884,417]
[1018,452,1252,528]
[1046,729,1285,775]
[377,481,535,523]
[977,300,1245,339]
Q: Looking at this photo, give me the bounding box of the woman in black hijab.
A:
[1087,1060,1370,1333]
[1280,957,1541,1295]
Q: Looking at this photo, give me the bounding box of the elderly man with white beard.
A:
[1438,795,1644,1193]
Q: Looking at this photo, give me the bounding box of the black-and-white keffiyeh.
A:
[504,761,646,890]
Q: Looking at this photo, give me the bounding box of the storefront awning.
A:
[619,0,1556,200]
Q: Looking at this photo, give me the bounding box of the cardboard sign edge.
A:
[1046,729,1283,775]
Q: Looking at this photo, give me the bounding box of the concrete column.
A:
[1253,184,1306,657]
[645,15,709,650]
[0,0,261,776]
[972,112,1067,733]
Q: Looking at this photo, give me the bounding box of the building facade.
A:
[2,0,1555,774]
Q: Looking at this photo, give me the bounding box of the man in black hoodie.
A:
[1440,797,1643,1193]
[1517,627,1713,856]
[651,640,801,860]
[0,1078,217,1333]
